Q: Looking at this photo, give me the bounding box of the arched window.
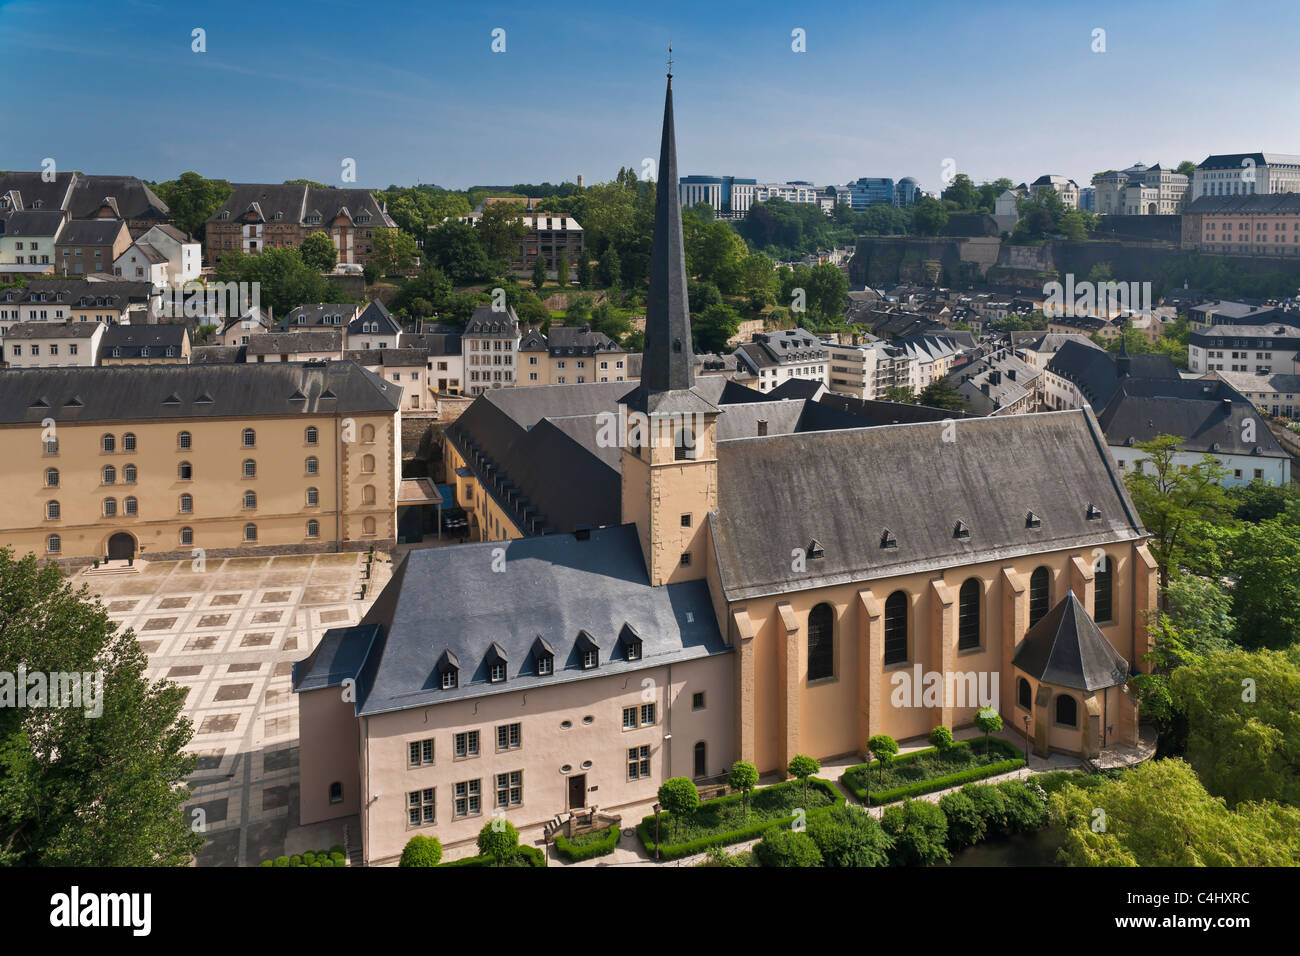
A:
[102,465,116,485]
[124,496,138,516]
[957,578,981,650]
[178,460,193,480]
[305,426,318,446]
[362,484,375,505]
[122,433,136,452]
[361,454,375,473]
[884,591,908,665]
[1018,677,1032,710]
[244,523,258,542]
[807,602,835,681]
[45,468,59,488]
[1094,557,1113,623]
[362,516,376,535]
[306,456,319,476]
[242,428,256,448]
[46,500,60,520]
[47,534,61,554]
[43,437,59,455]
[306,487,319,507]
[101,433,115,453]
[361,424,375,443]
[179,493,193,514]
[177,430,192,450]
[242,459,256,478]
[693,741,707,779]
[1055,694,1078,728]
[123,463,137,484]
[243,491,257,510]
[307,519,320,538]
[180,527,193,545]
[1029,566,1050,627]
[103,497,117,517]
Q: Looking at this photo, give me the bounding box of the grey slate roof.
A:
[463,305,519,336]
[709,409,1145,601]
[1097,377,1288,458]
[55,219,128,246]
[283,303,359,329]
[0,360,401,425]
[2,321,101,340]
[101,324,188,356]
[1045,339,1180,407]
[0,172,169,220]
[402,332,462,356]
[246,330,343,355]
[1184,194,1300,215]
[206,185,395,228]
[190,345,244,364]
[292,524,729,715]
[344,347,427,367]
[1013,592,1130,691]
[348,300,401,336]
[1,209,66,236]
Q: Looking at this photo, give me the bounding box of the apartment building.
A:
[0,362,402,564]
[55,219,132,276]
[1092,163,1189,215]
[0,209,67,274]
[463,305,521,395]
[947,348,1040,415]
[247,330,344,363]
[1191,152,1300,199]
[1188,322,1300,375]
[518,325,627,385]
[1181,194,1300,256]
[1213,370,1300,419]
[733,328,830,392]
[99,325,192,365]
[0,171,172,238]
[114,224,201,287]
[346,347,429,410]
[403,332,464,395]
[826,340,907,399]
[3,322,103,368]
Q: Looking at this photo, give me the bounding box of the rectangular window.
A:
[408,738,434,766]
[453,779,481,817]
[454,730,479,758]
[692,691,706,710]
[495,722,521,751]
[623,706,637,730]
[495,771,522,808]
[627,745,651,780]
[407,788,435,826]
[641,703,656,726]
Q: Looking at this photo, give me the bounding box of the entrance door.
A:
[567,773,586,810]
[107,532,135,561]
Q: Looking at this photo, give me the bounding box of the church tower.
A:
[619,68,722,587]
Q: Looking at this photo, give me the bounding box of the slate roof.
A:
[708,409,1145,601]
[101,324,189,356]
[1,209,66,236]
[1012,592,1130,691]
[206,185,395,228]
[344,347,427,367]
[1044,339,1180,407]
[1184,194,1300,215]
[55,219,128,246]
[123,242,167,265]
[1196,152,1300,171]
[0,360,401,424]
[2,320,102,340]
[190,345,244,364]
[0,172,169,220]
[817,392,977,423]
[401,332,462,356]
[292,524,729,715]
[463,304,519,336]
[348,300,401,336]
[283,303,360,328]
[0,279,150,309]
[246,330,343,355]
[1096,377,1288,458]
[734,329,829,371]
[532,325,624,355]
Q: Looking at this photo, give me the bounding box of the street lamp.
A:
[652,802,661,861]
[1022,714,1031,770]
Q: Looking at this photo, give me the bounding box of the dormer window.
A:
[1026,511,1042,529]
[807,539,825,559]
[582,650,597,669]
[440,668,457,690]
[486,642,508,684]
[880,529,897,549]
[490,662,506,683]
[436,648,459,690]
[619,623,643,662]
[532,635,554,676]
[577,630,599,670]
[1086,504,1102,520]
[953,520,970,539]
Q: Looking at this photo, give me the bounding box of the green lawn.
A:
[649,779,836,849]
[844,739,1022,799]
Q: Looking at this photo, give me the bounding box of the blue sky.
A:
[3,0,1299,192]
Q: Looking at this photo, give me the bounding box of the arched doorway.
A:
[107,532,135,561]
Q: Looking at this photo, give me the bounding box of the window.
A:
[807,602,835,680]
[582,649,597,669]
[489,661,506,683]
[306,456,319,475]
[440,668,457,690]
[122,433,136,452]
[244,523,257,542]
[537,654,553,676]
[1055,694,1078,728]
[694,741,707,778]
[361,424,375,443]
[103,498,116,517]
[679,552,691,567]
[243,491,257,510]
[43,437,58,455]
[178,431,191,450]
[623,706,637,729]
[1018,677,1032,710]
[408,788,435,826]
[179,493,193,514]
[47,534,61,554]
[362,484,375,505]
[496,771,523,808]
[124,497,137,516]
[102,465,116,485]
[1028,567,1050,627]
[46,499,60,520]
[306,487,319,507]
[242,428,256,448]
[305,426,318,445]
[362,516,376,536]
[408,739,434,767]
[496,723,521,751]
[179,461,193,480]
[883,591,908,665]
[627,745,651,780]
[243,459,256,478]
[306,519,320,538]
[1094,559,1113,623]
[361,454,375,473]
[454,730,479,758]
[123,464,137,484]
[101,434,115,453]
[180,527,193,546]
[681,513,691,527]
[45,468,59,488]
[328,782,343,804]
[692,691,706,711]
[957,578,981,650]
[453,779,481,817]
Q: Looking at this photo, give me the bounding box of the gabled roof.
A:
[101,324,189,355]
[2,320,102,340]
[348,299,401,336]
[55,219,128,246]
[1096,377,1288,458]
[1013,592,1130,691]
[1,209,67,236]
[246,330,343,354]
[1044,339,1179,407]
[464,304,520,336]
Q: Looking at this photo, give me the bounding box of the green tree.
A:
[917,379,967,412]
[941,173,978,211]
[565,294,593,327]
[880,799,950,866]
[786,754,820,806]
[911,197,949,236]
[214,246,342,317]
[408,297,434,319]
[371,228,418,274]
[1175,160,1198,177]
[476,820,519,866]
[425,220,491,285]
[937,790,985,848]
[754,828,822,867]
[656,777,699,840]
[556,251,570,287]
[0,549,202,865]
[728,761,759,819]
[475,202,530,274]
[973,708,1002,755]
[928,725,954,751]
[299,232,339,273]
[693,303,740,354]
[151,171,233,239]
[577,256,594,289]
[532,253,547,291]
[805,803,892,867]
[399,834,443,867]
[866,734,898,784]
[1229,517,1300,649]
[884,385,916,403]
[598,244,622,288]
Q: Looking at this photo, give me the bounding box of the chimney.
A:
[757,419,768,437]
[1223,398,1233,415]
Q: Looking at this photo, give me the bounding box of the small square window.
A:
[692,692,706,711]
[679,552,691,567]
[680,514,691,527]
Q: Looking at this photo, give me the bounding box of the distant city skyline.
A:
[4,0,1300,193]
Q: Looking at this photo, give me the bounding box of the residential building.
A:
[1011,331,1106,370]
[947,347,1040,415]
[826,340,907,399]
[732,328,830,392]
[1191,152,1300,200]
[205,184,398,266]
[2,322,103,368]
[284,302,362,335]
[345,348,429,411]
[895,334,963,391]
[346,300,403,350]
[0,278,154,334]
[0,362,402,564]
[1213,370,1300,419]
[1186,300,1281,331]
[114,224,201,286]
[99,325,192,365]
[0,209,67,275]
[247,330,344,363]
[518,325,627,385]
[453,211,585,275]
[1030,175,1080,209]
[1188,322,1300,375]
[55,219,132,276]
[1041,339,1180,410]
[1092,163,1188,215]
[463,305,521,396]
[1181,194,1300,256]
[403,331,464,395]
[212,306,275,347]
[0,171,172,238]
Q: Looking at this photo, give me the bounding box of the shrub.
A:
[962,783,1009,833]
[787,754,820,805]
[997,779,1049,833]
[477,820,520,866]
[272,856,289,867]
[259,860,272,867]
[806,803,892,867]
[866,734,899,783]
[937,790,986,849]
[1036,770,1106,795]
[301,852,316,864]
[840,737,1025,805]
[754,828,823,867]
[439,844,546,867]
[929,725,954,751]
[728,762,759,817]
[884,799,950,867]
[657,778,700,840]
[400,834,444,867]
[329,844,345,856]
[974,707,1003,754]
[289,854,302,866]
[554,825,621,862]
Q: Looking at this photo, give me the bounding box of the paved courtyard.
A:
[79,551,392,867]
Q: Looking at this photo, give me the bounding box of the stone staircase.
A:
[81,559,145,577]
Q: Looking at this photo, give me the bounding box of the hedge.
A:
[258,845,347,867]
[439,843,547,867]
[554,824,621,863]
[841,738,1026,806]
[637,777,845,861]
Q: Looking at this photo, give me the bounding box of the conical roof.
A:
[1012,591,1129,691]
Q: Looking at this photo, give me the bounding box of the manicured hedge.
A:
[439,843,547,867]
[841,738,1025,806]
[258,845,347,867]
[554,824,621,862]
[637,777,845,861]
